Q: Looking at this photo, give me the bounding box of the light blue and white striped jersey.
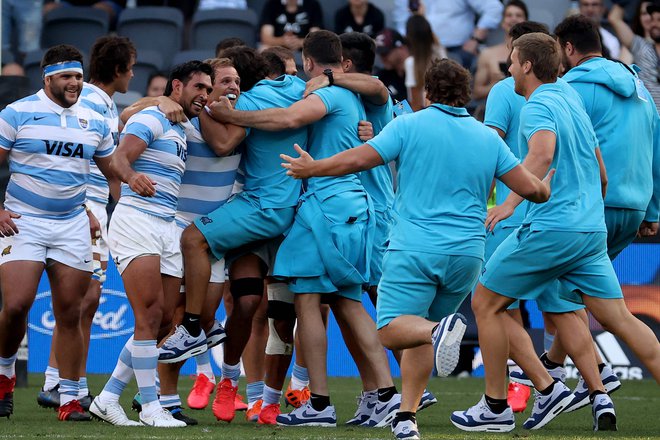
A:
[80,82,119,204]
[118,106,188,221]
[0,89,114,219]
[175,117,242,228]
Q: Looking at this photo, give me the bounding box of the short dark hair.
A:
[509,21,549,40]
[512,32,561,83]
[340,32,376,74]
[554,14,602,54]
[303,30,342,66]
[505,0,529,20]
[164,60,214,96]
[424,58,471,107]
[41,44,83,70]
[218,46,268,91]
[88,36,137,84]
[262,51,286,77]
[215,37,246,57]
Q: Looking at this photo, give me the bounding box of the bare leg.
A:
[294,293,327,395]
[399,346,433,413]
[585,296,660,384]
[181,225,212,316]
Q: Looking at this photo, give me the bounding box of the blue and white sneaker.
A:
[451,395,515,432]
[158,326,207,363]
[417,390,437,411]
[392,417,420,439]
[592,393,617,431]
[206,320,227,349]
[276,401,336,427]
[563,364,621,413]
[345,391,377,425]
[432,313,467,377]
[509,355,566,387]
[522,381,573,430]
[361,393,401,428]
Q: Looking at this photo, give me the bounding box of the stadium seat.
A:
[485,27,505,48]
[170,50,215,69]
[41,7,109,55]
[525,0,572,30]
[131,50,164,95]
[117,7,184,67]
[190,8,259,50]
[114,90,143,115]
[247,0,267,18]
[323,0,345,32]
[23,49,46,94]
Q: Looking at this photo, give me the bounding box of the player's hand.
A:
[462,38,479,55]
[303,74,330,98]
[358,120,375,141]
[208,97,233,122]
[128,173,157,197]
[638,221,659,237]
[0,209,20,237]
[157,96,186,123]
[485,203,514,231]
[86,207,101,242]
[281,143,314,179]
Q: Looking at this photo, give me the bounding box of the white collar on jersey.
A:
[37,89,81,115]
[83,82,113,108]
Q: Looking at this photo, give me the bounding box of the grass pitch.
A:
[0,374,658,439]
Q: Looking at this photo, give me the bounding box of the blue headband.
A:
[43,61,83,77]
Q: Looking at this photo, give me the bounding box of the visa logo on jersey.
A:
[43,140,84,158]
[28,289,134,339]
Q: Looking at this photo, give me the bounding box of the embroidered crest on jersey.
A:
[1,245,11,256]
[78,118,89,129]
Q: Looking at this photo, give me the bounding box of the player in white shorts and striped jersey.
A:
[89,61,213,428]
[38,35,136,412]
[156,58,243,420]
[0,45,115,422]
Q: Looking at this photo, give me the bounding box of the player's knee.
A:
[0,297,32,321]
[266,318,294,355]
[230,277,264,302]
[181,225,208,255]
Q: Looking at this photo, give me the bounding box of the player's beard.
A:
[50,83,81,108]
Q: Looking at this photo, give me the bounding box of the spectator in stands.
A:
[215,38,247,57]
[198,0,247,10]
[609,1,660,110]
[473,0,528,101]
[43,0,126,28]
[262,46,298,75]
[633,1,653,38]
[374,28,408,103]
[405,14,446,111]
[145,71,167,97]
[393,0,503,69]
[579,0,633,62]
[334,0,385,39]
[259,0,323,51]
[2,0,43,64]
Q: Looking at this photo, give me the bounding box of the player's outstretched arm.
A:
[199,108,246,156]
[281,143,384,179]
[304,73,389,105]
[120,96,185,125]
[208,94,327,131]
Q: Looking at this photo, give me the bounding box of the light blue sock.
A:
[246,381,264,404]
[543,330,555,353]
[221,362,241,385]
[262,384,282,406]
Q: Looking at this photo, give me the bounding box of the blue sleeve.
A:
[366,116,404,163]
[0,105,19,150]
[312,88,335,114]
[646,110,660,222]
[123,112,162,145]
[484,82,512,133]
[494,134,520,178]
[520,102,557,142]
[364,98,393,135]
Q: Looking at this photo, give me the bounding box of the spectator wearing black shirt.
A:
[374,28,408,103]
[259,0,324,51]
[44,0,127,27]
[334,0,385,38]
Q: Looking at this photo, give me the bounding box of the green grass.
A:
[1,374,659,439]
